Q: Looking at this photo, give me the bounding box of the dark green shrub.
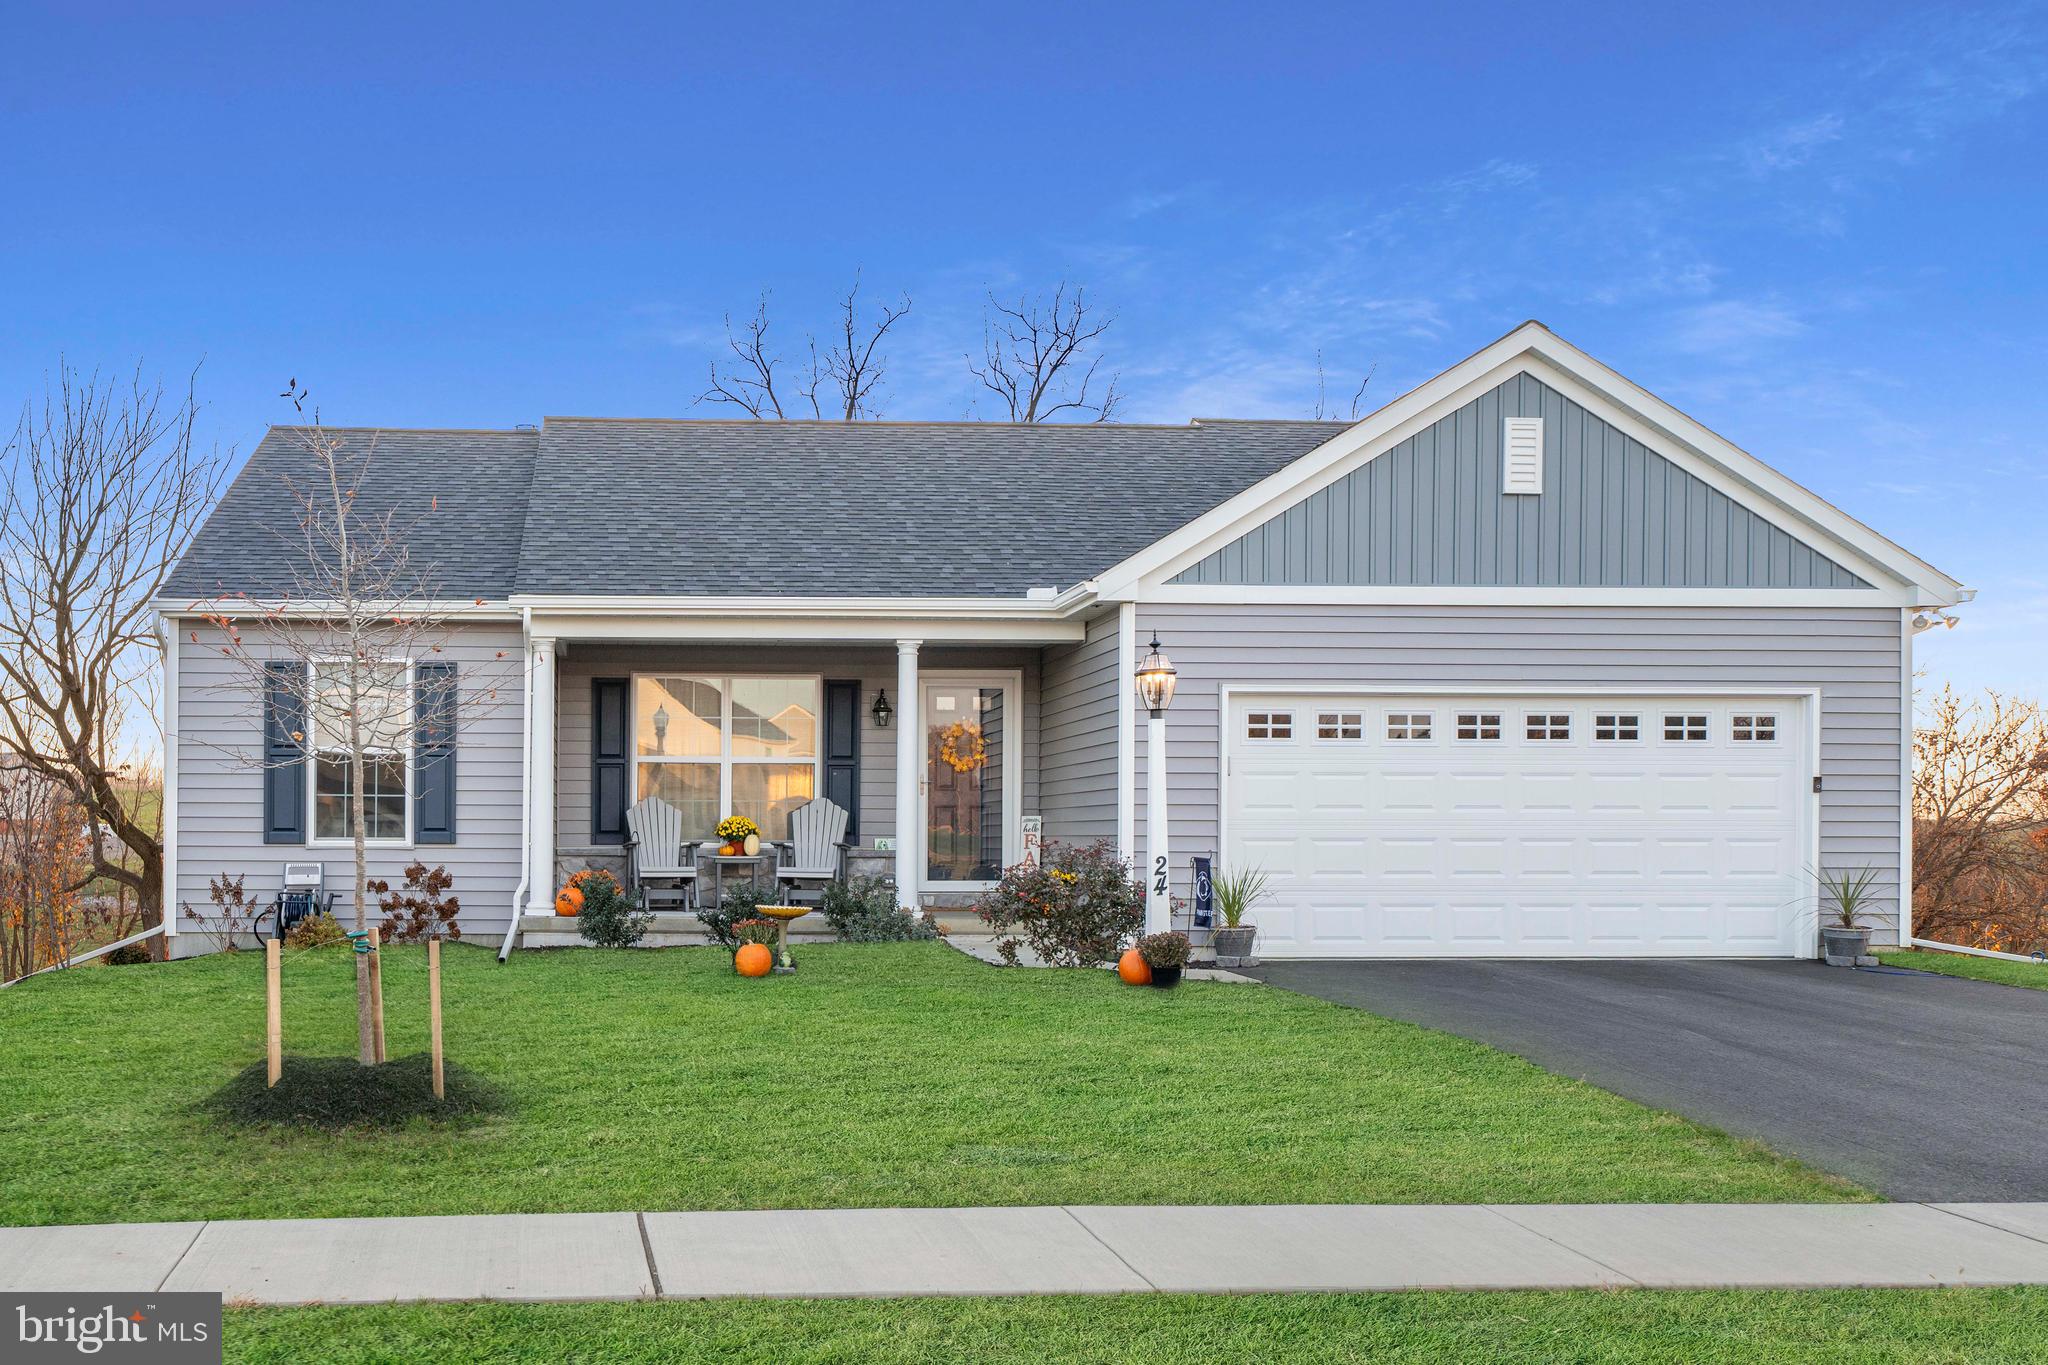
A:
[1138,930,1190,969]
[975,839,1145,967]
[697,885,771,950]
[820,876,939,943]
[284,913,347,949]
[572,868,650,949]
[103,940,154,966]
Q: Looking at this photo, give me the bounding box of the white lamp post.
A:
[1134,634,1178,935]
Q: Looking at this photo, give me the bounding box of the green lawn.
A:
[1876,948,2048,991]
[222,1290,2048,1364]
[0,941,1860,1225]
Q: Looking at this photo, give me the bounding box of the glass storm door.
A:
[923,680,1008,885]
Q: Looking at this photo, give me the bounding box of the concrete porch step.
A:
[517,911,841,949]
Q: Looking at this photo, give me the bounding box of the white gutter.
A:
[1906,937,2045,965]
[499,606,534,963]
[508,589,1101,619]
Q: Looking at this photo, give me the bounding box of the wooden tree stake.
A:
[368,925,387,1064]
[428,936,445,1099]
[265,939,283,1088]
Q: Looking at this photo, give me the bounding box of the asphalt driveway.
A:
[1248,959,2048,1201]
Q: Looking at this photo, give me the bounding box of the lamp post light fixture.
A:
[1134,635,1178,934]
[652,704,670,754]
[871,688,894,729]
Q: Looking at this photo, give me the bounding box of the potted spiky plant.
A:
[1211,864,1273,968]
[1817,866,1882,967]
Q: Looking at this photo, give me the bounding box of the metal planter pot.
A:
[1212,925,1259,968]
[1820,925,1873,967]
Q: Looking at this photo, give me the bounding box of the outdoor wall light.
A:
[871,688,894,728]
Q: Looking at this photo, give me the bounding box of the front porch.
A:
[510,605,1106,949]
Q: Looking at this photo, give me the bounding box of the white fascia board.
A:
[530,611,1085,643]
[1146,584,1915,608]
[1092,321,1964,606]
[509,588,1099,620]
[153,598,523,621]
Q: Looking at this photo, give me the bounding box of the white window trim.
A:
[1731,711,1781,743]
[1244,709,1297,743]
[1660,710,1712,743]
[630,672,826,841]
[919,669,1025,894]
[1384,710,1437,743]
[308,656,416,849]
[1592,711,1645,744]
[1523,710,1574,743]
[1313,709,1365,743]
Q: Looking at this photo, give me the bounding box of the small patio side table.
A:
[703,853,775,908]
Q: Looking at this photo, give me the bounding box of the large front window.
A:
[634,675,818,840]
[311,660,410,841]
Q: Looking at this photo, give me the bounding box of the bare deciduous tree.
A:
[197,399,514,1063]
[697,278,911,420]
[1312,352,1375,422]
[1912,684,2048,950]
[970,283,1123,423]
[0,365,223,947]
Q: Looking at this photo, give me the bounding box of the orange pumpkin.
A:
[735,942,774,977]
[554,885,585,917]
[1117,948,1151,986]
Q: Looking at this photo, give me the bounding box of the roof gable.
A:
[1171,370,1868,590]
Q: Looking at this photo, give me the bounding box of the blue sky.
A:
[4,1,2043,700]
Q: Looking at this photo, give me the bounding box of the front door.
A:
[923,678,1012,887]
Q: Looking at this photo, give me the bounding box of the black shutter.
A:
[263,661,307,844]
[591,677,629,846]
[823,679,861,839]
[414,662,458,845]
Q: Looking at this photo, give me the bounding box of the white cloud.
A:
[1667,299,1807,356]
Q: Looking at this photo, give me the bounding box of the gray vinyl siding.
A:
[1172,372,1867,590]
[554,644,1040,857]
[171,621,527,941]
[1134,604,1905,945]
[1038,610,1123,846]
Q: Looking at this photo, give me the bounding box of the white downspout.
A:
[499,607,534,962]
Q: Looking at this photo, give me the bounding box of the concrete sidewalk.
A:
[8,1203,2048,1305]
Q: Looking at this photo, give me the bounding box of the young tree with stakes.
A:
[198,384,513,1064]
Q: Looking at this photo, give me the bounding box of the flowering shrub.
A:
[732,916,781,948]
[975,839,1144,967]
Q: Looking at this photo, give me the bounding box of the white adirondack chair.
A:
[775,798,850,904]
[626,797,699,911]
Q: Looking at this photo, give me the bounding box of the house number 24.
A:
[1153,856,1168,895]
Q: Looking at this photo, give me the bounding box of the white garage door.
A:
[1224,693,1810,959]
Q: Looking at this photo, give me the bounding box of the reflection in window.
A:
[634,676,821,840]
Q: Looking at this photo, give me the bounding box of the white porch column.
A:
[1145,712,1170,935]
[526,635,558,913]
[894,639,921,914]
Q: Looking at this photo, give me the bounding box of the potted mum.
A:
[716,815,762,857]
[1137,930,1190,989]
[1817,866,1881,967]
[1210,863,1273,968]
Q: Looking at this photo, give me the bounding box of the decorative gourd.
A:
[554,885,585,917]
[1117,948,1151,986]
[743,832,761,856]
[735,942,774,977]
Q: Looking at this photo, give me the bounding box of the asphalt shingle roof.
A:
[167,418,1348,601]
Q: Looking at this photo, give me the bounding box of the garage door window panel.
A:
[1594,713,1641,742]
[1386,712,1434,741]
[1525,713,1571,742]
[1663,713,1709,742]
[1456,711,1503,742]
[1315,711,1364,742]
[1731,713,1778,742]
[1246,711,1294,742]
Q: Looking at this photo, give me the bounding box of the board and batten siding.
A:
[1037,610,1123,847]
[1172,372,1868,590]
[553,643,1041,856]
[172,621,527,943]
[1134,604,1906,945]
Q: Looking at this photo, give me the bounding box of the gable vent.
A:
[1502,417,1543,494]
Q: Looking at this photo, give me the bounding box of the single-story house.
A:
[156,322,1967,959]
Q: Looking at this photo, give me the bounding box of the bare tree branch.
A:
[1312,352,1376,421]
[968,282,1123,423]
[697,279,910,420]
[0,363,224,936]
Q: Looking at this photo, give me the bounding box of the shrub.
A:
[820,876,940,943]
[573,868,651,949]
[697,885,772,950]
[975,839,1145,968]
[103,940,153,966]
[284,913,347,949]
[371,863,461,943]
[1138,930,1190,969]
